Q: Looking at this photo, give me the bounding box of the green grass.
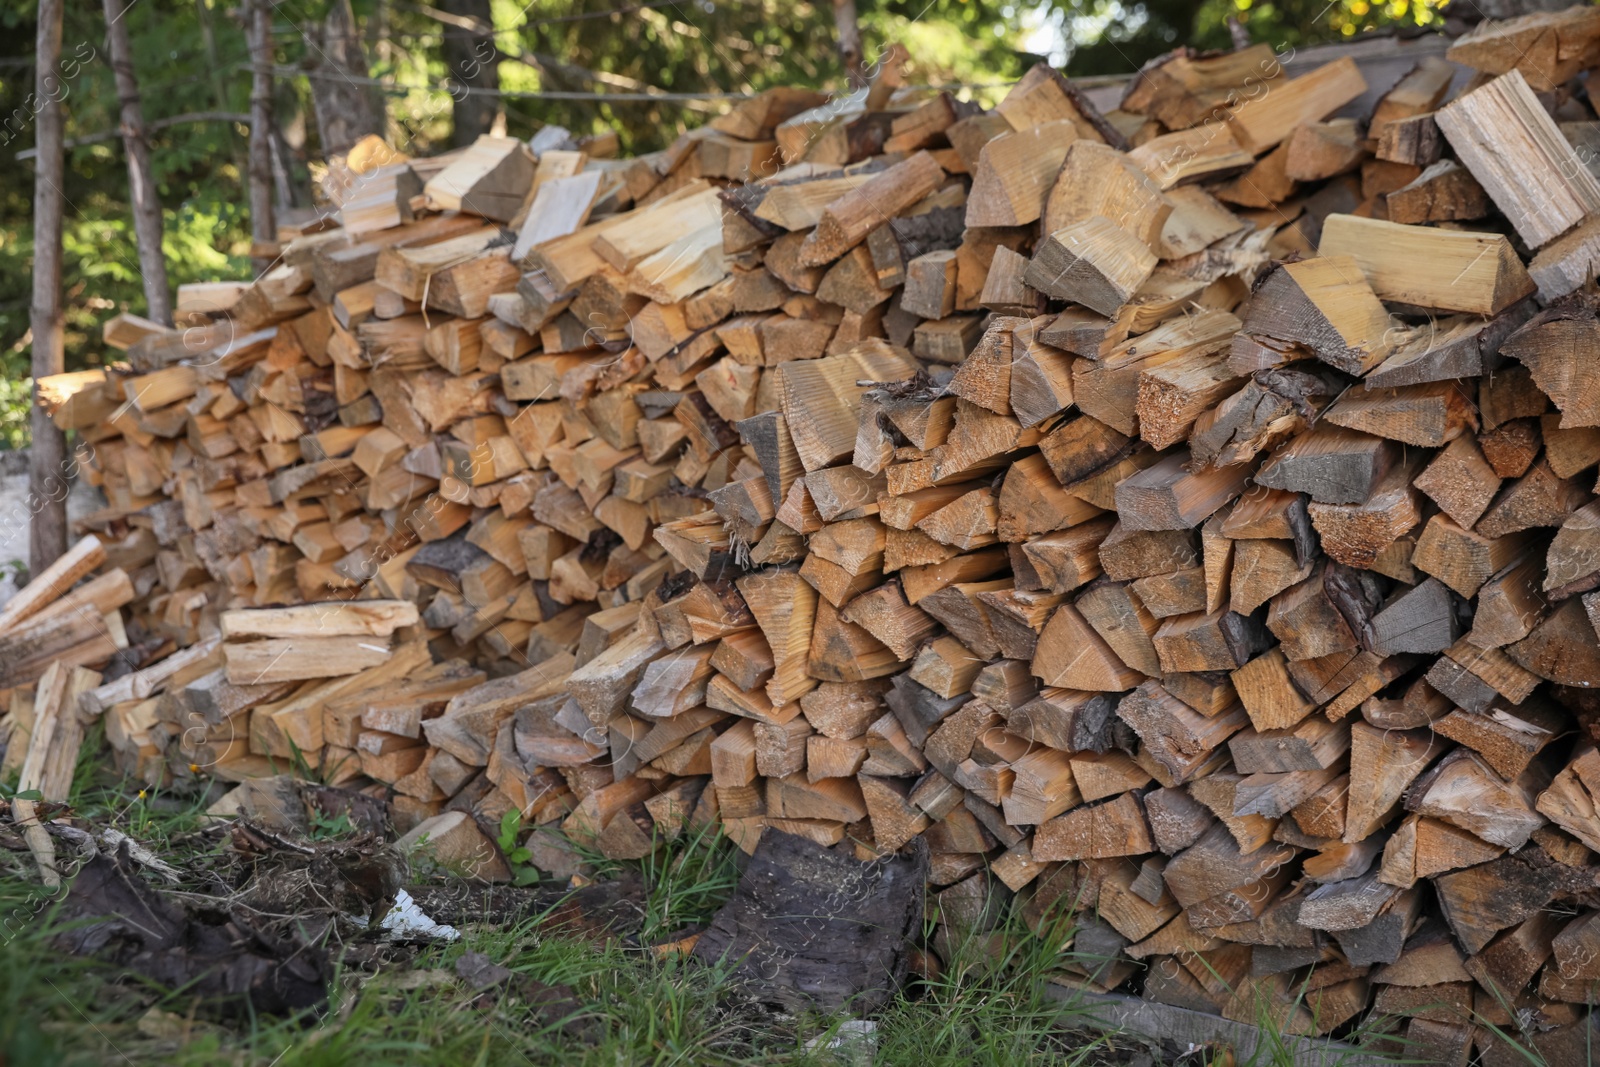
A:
[1,754,1117,1067]
[0,741,1470,1067]
[629,822,742,944]
[875,893,1109,1067]
[0,854,1108,1067]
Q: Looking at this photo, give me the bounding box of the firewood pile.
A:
[11,8,1600,1054]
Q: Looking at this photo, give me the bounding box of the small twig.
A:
[99,827,184,883]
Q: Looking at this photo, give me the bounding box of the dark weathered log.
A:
[693,831,927,1012]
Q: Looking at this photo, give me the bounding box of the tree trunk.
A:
[306,0,381,157]
[440,0,499,148]
[194,0,245,168]
[832,0,865,89]
[102,0,171,326]
[29,0,69,577]
[246,0,276,274]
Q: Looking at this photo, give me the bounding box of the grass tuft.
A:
[635,821,741,944]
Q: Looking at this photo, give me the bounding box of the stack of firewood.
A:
[12,8,1600,1055]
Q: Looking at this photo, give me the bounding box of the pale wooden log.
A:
[1234,257,1391,377]
[0,534,104,635]
[220,599,419,639]
[424,134,533,220]
[1318,215,1533,316]
[1230,648,1315,731]
[1502,299,1600,430]
[1128,124,1254,190]
[1446,6,1600,91]
[80,636,222,715]
[1266,561,1380,663]
[1254,424,1398,506]
[1284,118,1364,181]
[1163,822,1296,910]
[1507,593,1600,687]
[12,661,70,885]
[1231,717,1349,774]
[1033,791,1152,861]
[799,152,945,266]
[1414,436,1501,530]
[1228,543,1305,617]
[1226,56,1367,154]
[1118,680,1247,785]
[0,608,129,689]
[1367,577,1461,656]
[1528,217,1600,303]
[1024,216,1157,318]
[1410,750,1549,851]
[1031,601,1144,692]
[1345,723,1444,844]
[1384,160,1490,225]
[1136,348,1244,450]
[966,120,1078,228]
[1114,450,1252,532]
[1187,771,1277,855]
[777,342,917,472]
[1434,846,1588,955]
[1435,70,1600,249]
[1074,579,1162,678]
[1152,606,1266,673]
[1044,140,1172,248]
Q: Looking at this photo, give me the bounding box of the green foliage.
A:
[1048,0,1452,75]
[0,876,80,1067]
[0,0,259,448]
[456,0,1030,155]
[0,376,34,451]
[0,839,1087,1067]
[310,808,358,840]
[497,809,543,886]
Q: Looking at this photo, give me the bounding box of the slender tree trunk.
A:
[274,107,314,210]
[102,0,171,326]
[246,0,276,274]
[1226,15,1252,50]
[306,0,381,157]
[440,0,499,148]
[269,124,294,209]
[832,0,865,89]
[366,0,393,138]
[194,0,246,177]
[29,0,69,576]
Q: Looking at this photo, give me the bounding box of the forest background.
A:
[0,0,1449,451]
